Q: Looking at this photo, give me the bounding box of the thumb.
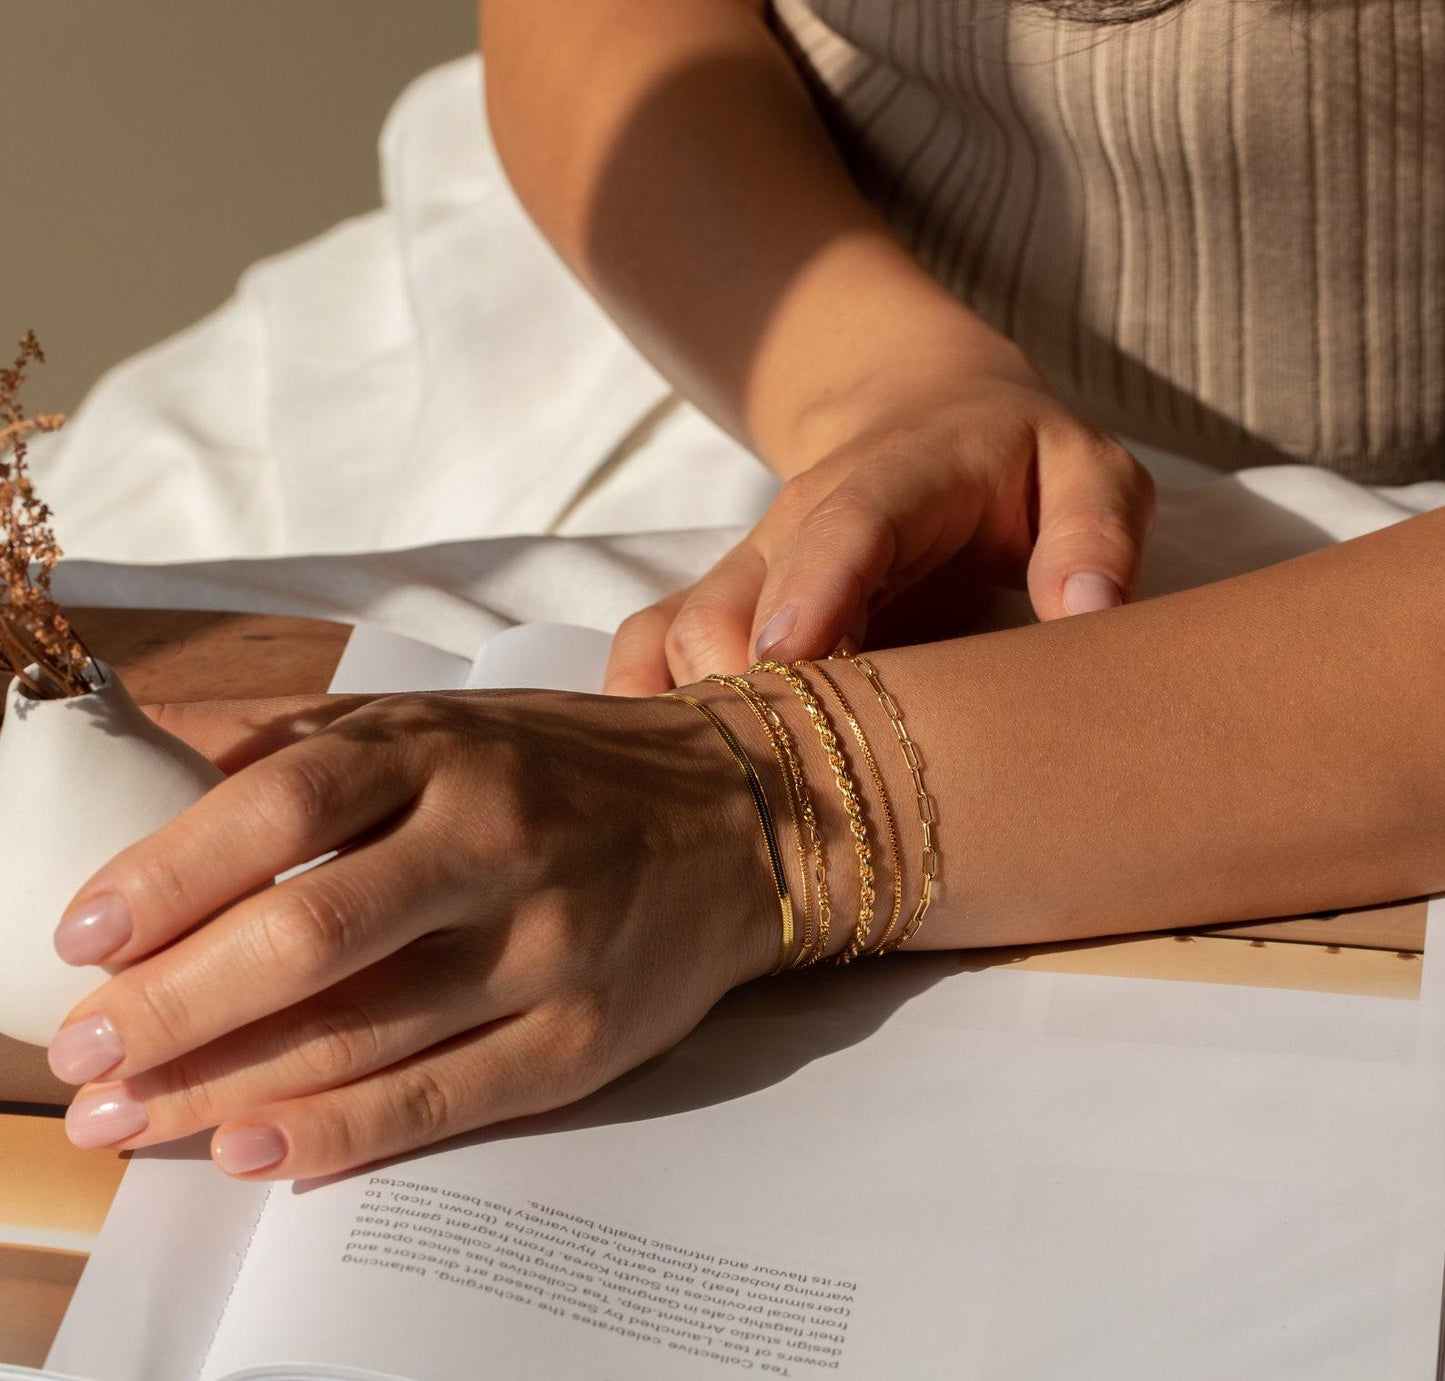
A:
[751,465,974,664]
[1026,430,1155,621]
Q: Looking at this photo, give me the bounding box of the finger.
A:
[209,1006,601,1179]
[1026,428,1156,621]
[662,541,768,686]
[55,703,427,968]
[141,695,379,775]
[751,463,978,664]
[62,930,520,1150]
[603,590,688,696]
[50,821,470,1087]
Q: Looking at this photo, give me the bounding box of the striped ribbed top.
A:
[770,0,1444,482]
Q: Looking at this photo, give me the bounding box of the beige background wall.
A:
[3,2,477,414]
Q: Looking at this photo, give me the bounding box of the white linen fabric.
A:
[31,56,1445,648]
[34,57,776,566]
[48,461,1445,662]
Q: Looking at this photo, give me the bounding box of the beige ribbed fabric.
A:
[769,0,1444,482]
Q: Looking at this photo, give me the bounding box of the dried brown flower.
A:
[1,332,92,699]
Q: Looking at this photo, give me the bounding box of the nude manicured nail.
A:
[54,893,132,965]
[48,1015,124,1085]
[754,606,798,659]
[213,1125,287,1176]
[65,1087,148,1149]
[1062,572,1123,616]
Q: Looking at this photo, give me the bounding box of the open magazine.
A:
[6,622,1444,1380]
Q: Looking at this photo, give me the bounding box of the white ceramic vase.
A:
[0,661,224,1046]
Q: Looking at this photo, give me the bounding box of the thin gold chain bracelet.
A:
[803,659,904,956]
[665,692,794,975]
[829,652,936,951]
[708,673,831,968]
[750,660,875,965]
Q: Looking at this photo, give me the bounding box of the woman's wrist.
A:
[756,272,1051,479]
[674,666,920,972]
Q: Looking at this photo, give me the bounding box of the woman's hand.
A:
[604,377,1156,695]
[44,691,776,1179]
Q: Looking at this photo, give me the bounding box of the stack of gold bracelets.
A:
[666,651,937,975]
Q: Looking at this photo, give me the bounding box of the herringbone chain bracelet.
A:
[665,692,795,975]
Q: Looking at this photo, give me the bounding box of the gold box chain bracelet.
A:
[750,660,875,965]
[664,692,795,976]
[803,660,904,956]
[708,674,831,968]
[830,652,936,951]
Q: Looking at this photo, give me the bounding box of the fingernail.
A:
[754,606,798,660]
[55,893,132,965]
[213,1124,287,1176]
[65,1086,148,1149]
[48,1015,125,1085]
[1062,572,1123,616]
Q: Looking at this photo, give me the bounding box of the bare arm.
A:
[727,507,1445,955]
[480,1,1443,937]
[480,0,1032,478]
[483,0,1161,678]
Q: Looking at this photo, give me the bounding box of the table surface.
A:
[0,607,1428,1107]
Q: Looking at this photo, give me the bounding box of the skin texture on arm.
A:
[39,506,1445,1182]
[481,0,1157,678]
[481,0,1011,474]
[839,505,1445,948]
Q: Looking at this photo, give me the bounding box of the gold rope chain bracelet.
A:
[829,651,937,951]
[665,692,795,976]
[802,659,904,957]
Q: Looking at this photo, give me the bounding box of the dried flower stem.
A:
[1,332,92,699]
[0,416,61,451]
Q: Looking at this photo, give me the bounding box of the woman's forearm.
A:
[708,510,1445,953]
[478,0,1035,477]
[479,4,1441,950]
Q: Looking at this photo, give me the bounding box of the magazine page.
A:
[461,623,612,694]
[326,627,469,695]
[327,621,613,698]
[181,901,1445,1381]
[40,1141,270,1381]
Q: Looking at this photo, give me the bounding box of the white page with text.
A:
[175,910,1445,1381]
